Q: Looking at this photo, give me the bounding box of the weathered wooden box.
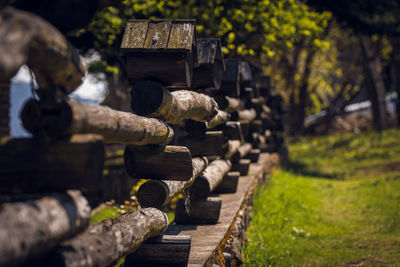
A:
[193,38,225,90]
[121,19,198,89]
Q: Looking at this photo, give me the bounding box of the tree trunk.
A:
[389,36,400,126]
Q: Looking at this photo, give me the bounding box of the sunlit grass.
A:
[244,129,400,266]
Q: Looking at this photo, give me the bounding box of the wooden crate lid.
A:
[121,19,197,53]
[197,38,225,70]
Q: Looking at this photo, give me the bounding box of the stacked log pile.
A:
[0,13,288,267]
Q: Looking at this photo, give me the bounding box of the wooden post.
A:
[188,159,231,201]
[0,190,90,267]
[0,135,104,195]
[231,108,257,122]
[124,145,193,181]
[214,172,240,194]
[44,208,168,267]
[0,7,86,94]
[125,235,191,267]
[175,197,222,224]
[136,157,208,208]
[245,149,260,163]
[176,131,226,157]
[131,80,218,124]
[231,159,251,176]
[214,95,243,112]
[21,98,174,145]
[0,80,10,138]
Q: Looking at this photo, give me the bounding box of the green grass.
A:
[243,128,400,266]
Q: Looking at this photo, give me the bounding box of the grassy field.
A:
[243,129,400,266]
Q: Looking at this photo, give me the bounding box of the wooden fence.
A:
[0,12,286,267]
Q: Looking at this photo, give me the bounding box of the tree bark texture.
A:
[0,135,104,194]
[175,197,222,224]
[21,98,174,145]
[0,7,86,94]
[125,235,191,267]
[124,145,193,181]
[136,157,208,208]
[131,80,218,124]
[188,159,231,201]
[0,190,91,267]
[45,208,168,267]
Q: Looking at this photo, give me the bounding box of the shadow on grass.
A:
[283,160,343,180]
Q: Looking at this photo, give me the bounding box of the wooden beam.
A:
[131,80,218,124]
[176,131,226,157]
[125,235,191,267]
[188,159,231,201]
[0,7,86,94]
[44,208,168,267]
[0,190,90,267]
[136,157,208,208]
[175,197,222,224]
[21,98,174,145]
[124,145,192,181]
[0,135,104,194]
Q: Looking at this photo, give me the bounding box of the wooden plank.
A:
[168,21,194,50]
[120,20,148,49]
[144,21,171,49]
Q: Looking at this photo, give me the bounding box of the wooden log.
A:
[176,131,226,157]
[131,80,218,124]
[214,95,243,112]
[0,190,91,267]
[136,157,208,208]
[175,197,222,224]
[125,235,191,267]
[206,110,230,129]
[231,143,252,163]
[0,7,86,94]
[188,159,231,201]
[219,121,244,142]
[124,145,192,181]
[21,98,174,145]
[214,172,240,194]
[44,208,168,267]
[231,159,251,176]
[245,149,261,163]
[231,108,257,122]
[224,140,241,159]
[0,135,104,194]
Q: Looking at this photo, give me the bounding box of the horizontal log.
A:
[0,135,104,194]
[21,98,174,145]
[176,131,226,157]
[214,172,240,194]
[188,159,231,202]
[175,197,222,224]
[0,7,86,94]
[224,140,241,159]
[231,108,257,122]
[206,110,230,129]
[214,95,243,113]
[0,190,90,267]
[131,80,218,124]
[231,159,251,176]
[245,149,261,163]
[137,157,208,208]
[231,143,252,163]
[44,208,168,267]
[220,121,244,142]
[124,145,192,181]
[125,235,191,267]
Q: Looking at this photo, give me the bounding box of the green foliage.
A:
[244,128,400,266]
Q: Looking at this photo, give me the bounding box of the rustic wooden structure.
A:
[121,19,197,88]
[188,159,231,202]
[136,157,208,208]
[207,110,230,129]
[43,208,168,267]
[131,80,218,124]
[220,121,244,142]
[231,108,257,122]
[124,145,193,181]
[177,131,226,157]
[0,135,104,194]
[193,38,225,90]
[21,98,174,145]
[224,140,241,159]
[214,172,240,194]
[0,7,86,94]
[125,235,191,267]
[0,190,90,267]
[175,197,222,224]
[184,110,229,138]
[239,61,253,87]
[231,143,252,163]
[231,159,251,176]
[253,75,271,97]
[214,95,243,112]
